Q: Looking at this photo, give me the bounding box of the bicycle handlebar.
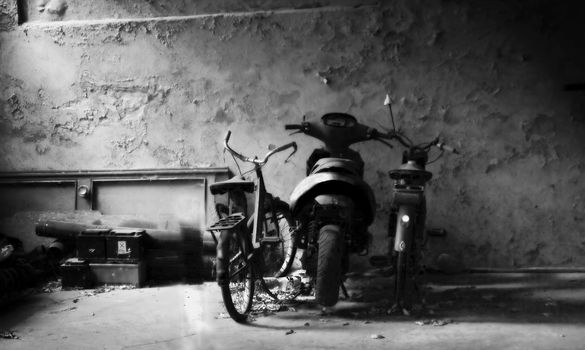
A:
[224,131,297,165]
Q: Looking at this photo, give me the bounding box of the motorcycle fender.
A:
[394,205,416,252]
[290,172,375,224]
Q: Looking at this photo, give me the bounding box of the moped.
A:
[372,95,459,313]
[285,114,393,306]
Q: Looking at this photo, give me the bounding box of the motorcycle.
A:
[285,113,393,306]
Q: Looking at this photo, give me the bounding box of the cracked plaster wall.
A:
[0,0,584,268]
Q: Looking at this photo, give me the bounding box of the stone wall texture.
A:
[1,0,584,268]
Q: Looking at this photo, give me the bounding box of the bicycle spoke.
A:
[229,251,243,264]
[228,262,249,280]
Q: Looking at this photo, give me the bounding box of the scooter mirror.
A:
[268,144,276,151]
[384,93,398,132]
[384,94,391,106]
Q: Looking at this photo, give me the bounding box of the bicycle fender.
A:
[215,230,231,285]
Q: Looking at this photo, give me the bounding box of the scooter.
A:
[285,113,393,306]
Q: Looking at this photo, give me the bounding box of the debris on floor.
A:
[81,284,136,297]
[0,330,20,339]
[40,280,62,293]
[414,318,454,326]
[370,334,385,339]
[249,278,306,315]
[215,312,230,319]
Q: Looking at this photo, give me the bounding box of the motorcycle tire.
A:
[219,229,255,323]
[315,224,345,306]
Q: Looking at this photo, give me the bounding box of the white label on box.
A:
[118,241,131,255]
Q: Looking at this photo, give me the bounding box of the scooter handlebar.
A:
[285,124,302,130]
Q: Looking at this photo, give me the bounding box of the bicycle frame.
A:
[249,164,271,249]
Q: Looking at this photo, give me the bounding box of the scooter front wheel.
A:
[392,249,420,312]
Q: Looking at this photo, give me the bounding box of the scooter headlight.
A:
[401,214,410,224]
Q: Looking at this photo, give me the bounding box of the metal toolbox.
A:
[61,258,94,289]
[76,229,110,262]
[89,261,146,287]
[106,229,145,262]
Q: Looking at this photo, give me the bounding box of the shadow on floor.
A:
[248,272,585,327]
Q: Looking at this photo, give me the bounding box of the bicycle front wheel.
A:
[219,229,255,323]
[262,203,297,278]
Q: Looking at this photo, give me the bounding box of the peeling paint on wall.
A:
[1,0,585,268]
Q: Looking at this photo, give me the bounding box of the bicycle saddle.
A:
[210,176,255,195]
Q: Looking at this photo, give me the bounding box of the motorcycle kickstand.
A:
[387,276,421,316]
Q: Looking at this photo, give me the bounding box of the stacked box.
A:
[61,258,94,289]
[106,229,145,263]
[90,261,146,287]
[76,229,110,262]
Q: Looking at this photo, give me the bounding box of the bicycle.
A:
[207,131,298,322]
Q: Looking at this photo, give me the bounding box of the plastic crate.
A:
[106,229,145,263]
[77,229,110,262]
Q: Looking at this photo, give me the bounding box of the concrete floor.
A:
[1,272,585,350]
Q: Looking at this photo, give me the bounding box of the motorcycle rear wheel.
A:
[315,224,345,306]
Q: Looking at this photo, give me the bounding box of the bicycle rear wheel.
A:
[219,229,255,323]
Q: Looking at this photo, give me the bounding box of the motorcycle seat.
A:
[210,176,255,195]
[310,158,362,177]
